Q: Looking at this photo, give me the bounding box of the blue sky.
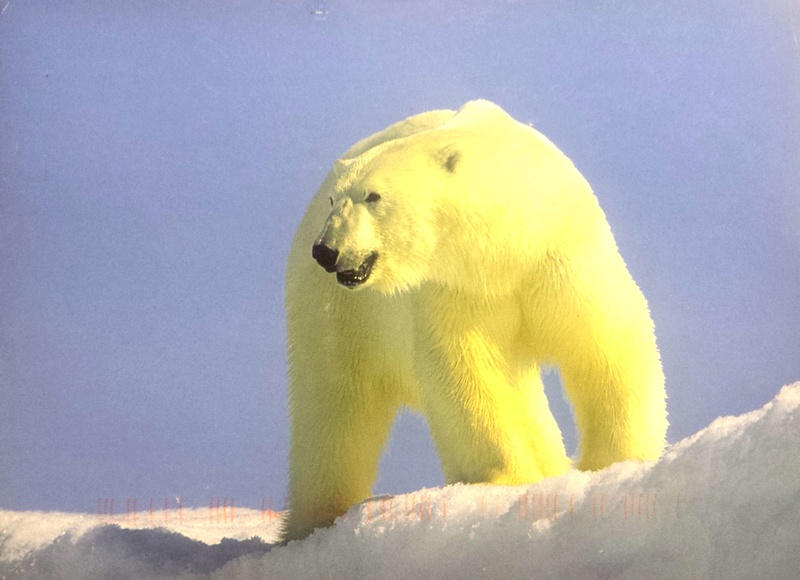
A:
[1,1,798,513]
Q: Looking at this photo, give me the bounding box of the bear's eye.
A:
[365,192,381,203]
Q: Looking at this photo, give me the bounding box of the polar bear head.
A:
[311,137,460,294]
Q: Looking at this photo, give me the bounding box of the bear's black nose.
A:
[312,244,339,273]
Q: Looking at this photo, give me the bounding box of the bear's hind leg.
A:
[526,252,668,471]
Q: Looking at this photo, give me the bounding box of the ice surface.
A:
[2,382,798,579]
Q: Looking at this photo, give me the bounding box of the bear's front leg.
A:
[283,251,418,543]
[412,288,571,486]
[283,278,409,543]
[283,361,399,543]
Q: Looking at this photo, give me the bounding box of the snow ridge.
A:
[2,383,799,579]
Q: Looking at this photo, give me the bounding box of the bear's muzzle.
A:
[312,243,378,288]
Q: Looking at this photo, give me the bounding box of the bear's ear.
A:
[332,157,356,179]
[435,146,462,174]
[335,158,356,170]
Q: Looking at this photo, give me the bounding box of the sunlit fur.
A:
[283,101,667,542]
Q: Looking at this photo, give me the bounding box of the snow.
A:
[2,382,799,580]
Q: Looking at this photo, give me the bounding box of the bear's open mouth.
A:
[336,252,378,288]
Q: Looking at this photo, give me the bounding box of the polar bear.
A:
[283,100,667,542]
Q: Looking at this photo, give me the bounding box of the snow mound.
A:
[2,382,799,579]
[0,508,281,579]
